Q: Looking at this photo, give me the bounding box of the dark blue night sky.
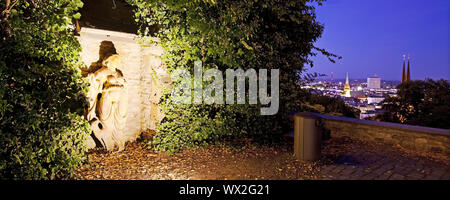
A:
[310,0,449,81]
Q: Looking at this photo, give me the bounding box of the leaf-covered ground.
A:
[74,137,450,180]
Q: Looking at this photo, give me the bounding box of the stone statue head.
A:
[102,54,122,72]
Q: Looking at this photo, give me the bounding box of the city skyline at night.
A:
[311,0,449,81]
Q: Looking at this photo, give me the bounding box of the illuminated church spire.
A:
[345,72,349,85]
[344,72,351,97]
[401,55,406,83]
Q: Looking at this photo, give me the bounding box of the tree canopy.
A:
[381,79,450,129]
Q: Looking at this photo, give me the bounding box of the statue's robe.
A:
[86,55,128,151]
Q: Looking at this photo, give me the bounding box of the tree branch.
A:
[2,0,18,15]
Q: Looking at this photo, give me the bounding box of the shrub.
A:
[0,0,89,179]
[128,0,339,153]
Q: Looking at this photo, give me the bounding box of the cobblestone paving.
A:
[318,138,450,180]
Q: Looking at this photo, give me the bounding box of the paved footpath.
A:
[75,137,449,180]
[318,138,450,180]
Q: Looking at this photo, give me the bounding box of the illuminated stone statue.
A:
[84,41,128,151]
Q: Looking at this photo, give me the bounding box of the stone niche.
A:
[77,28,170,150]
[75,0,169,151]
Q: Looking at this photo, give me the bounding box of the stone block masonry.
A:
[312,113,450,154]
[77,28,170,149]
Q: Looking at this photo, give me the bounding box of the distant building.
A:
[343,72,351,98]
[367,75,381,89]
[360,109,385,120]
[367,96,385,104]
[360,111,377,120]
[358,104,375,112]
[355,94,368,101]
[388,94,398,98]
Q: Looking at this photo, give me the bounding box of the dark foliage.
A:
[127,0,341,153]
[0,0,89,179]
[380,79,450,129]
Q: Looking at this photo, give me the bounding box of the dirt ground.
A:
[74,137,450,180]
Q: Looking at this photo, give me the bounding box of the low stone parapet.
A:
[297,112,450,154]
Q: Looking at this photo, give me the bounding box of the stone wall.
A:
[301,113,450,154]
[77,28,170,148]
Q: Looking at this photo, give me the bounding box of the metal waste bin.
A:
[294,112,322,161]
